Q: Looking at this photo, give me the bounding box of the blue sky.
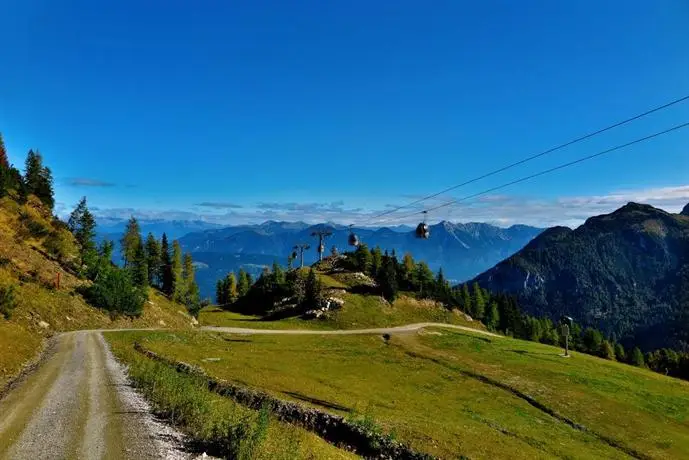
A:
[1,0,688,227]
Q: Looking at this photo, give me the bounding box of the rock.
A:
[38,321,50,329]
[65,316,72,322]
[190,317,199,326]
[202,358,221,362]
[157,320,166,327]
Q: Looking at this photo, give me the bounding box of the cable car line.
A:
[394,121,689,222]
[364,94,689,225]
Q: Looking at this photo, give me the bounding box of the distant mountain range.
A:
[472,202,689,351]
[96,218,223,242]
[179,221,543,298]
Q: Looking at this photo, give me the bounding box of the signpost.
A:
[560,316,573,358]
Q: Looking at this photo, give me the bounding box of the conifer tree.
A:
[614,343,626,362]
[599,340,615,360]
[371,246,383,278]
[24,150,54,210]
[145,233,161,287]
[226,272,238,303]
[237,268,250,297]
[379,257,398,302]
[182,252,200,314]
[131,241,149,287]
[471,282,485,319]
[171,241,184,302]
[67,197,97,266]
[272,261,285,288]
[304,268,321,309]
[631,347,645,367]
[216,280,225,305]
[460,284,472,314]
[160,233,173,296]
[484,301,500,330]
[120,217,142,268]
[0,133,8,169]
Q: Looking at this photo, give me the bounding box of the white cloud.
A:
[80,184,689,229]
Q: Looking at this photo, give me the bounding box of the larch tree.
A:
[226,272,238,303]
[237,268,250,297]
[484,301,500,330]
[120,217,142,268]
[631,347,645,367]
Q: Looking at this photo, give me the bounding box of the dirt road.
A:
[0,331,190,460]
[202,322,501,337]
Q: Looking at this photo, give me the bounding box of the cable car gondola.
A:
[348,224,360,246]
[415,211,430,239]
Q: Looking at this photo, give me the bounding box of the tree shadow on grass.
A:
[283,390,352,412]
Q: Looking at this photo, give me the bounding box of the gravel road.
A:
[202,322,501,337]
[0,331,192,460]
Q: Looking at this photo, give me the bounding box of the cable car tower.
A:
[311,230,333,262]
[292,244,310,269]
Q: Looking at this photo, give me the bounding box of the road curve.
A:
[0,331,190,460]
[201,322,501,337]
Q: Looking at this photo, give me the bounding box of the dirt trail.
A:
[0,331,190,460]
[202,322,501,337]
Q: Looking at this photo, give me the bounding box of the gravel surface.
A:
[202,322,501,337]
[0,331,196,460]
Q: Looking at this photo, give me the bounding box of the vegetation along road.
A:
[0,330,191,460]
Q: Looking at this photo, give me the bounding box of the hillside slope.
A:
[473,202,689,350]
[0,196,195,388]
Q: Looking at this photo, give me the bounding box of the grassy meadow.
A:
[107,327,689,460]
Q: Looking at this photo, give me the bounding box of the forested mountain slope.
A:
[473,202,689,350]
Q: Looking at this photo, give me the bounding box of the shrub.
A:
[82,266,145,317]
[0,283,17,319]
[44,228,79,266]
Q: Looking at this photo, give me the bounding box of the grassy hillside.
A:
[0,196,195,389]
[201,293,480,331]
[108,328,689,459]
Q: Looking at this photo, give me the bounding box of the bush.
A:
[0,283,17,319]
[44,228,79,266]
[82,266,145,317]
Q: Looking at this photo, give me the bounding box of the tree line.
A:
[217,261,324,317]
[0,134,55,211]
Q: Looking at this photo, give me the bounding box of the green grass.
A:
[200,293,482,332]
[0,321,42,389]
[105,332,356,460]
[113,328,689,459]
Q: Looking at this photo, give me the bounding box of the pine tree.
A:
[145,233,161,287]
[484,301,500,330]
[401,253,415,288]
[414,262,434,297]
[171,241,184,302]
[182,252,199,314]
[120,217,142,268]
[631,347,645,367]
[237,268,250,297]
[582,328,604,355]
[160,233,173,296]
[23,150,54,210]
[67,197,97,266]
[354,244,373,274]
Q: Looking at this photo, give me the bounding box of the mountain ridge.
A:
[472,201,689,350]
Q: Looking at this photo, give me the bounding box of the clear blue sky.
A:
[1,1,688,227]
